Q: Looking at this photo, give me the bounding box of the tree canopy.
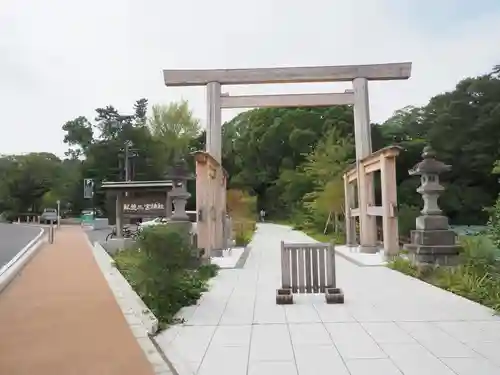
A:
[1,65,500,234]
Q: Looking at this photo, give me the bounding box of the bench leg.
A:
[325,287,344,304]
[276,288,294,305]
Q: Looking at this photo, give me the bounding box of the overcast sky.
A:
[1,0,500,157]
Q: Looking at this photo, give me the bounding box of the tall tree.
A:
[301,128,354,232]
[148,100,201,165]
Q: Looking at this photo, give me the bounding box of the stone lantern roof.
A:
[408,146,451,176]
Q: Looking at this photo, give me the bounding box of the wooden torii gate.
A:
[163,63,412,258]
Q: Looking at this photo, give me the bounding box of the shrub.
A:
[227,189,257,247]
[197,264,220,279]
[397,204,420,242]
[388,256,419,277]
[459,236,500,265]
[227,189,257,220]
[487,195,500,249]
[114,225,219,326]
[233,219,256,246]
[135,225,194,270]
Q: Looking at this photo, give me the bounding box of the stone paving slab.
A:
[156,224,500,375]
[0,226,155,375]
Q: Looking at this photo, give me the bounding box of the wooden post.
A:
[206,82,222,163]
[326,244,336,288]
[357,163,378,253]
[165,193,172,218]
[381,156,399,256]
[344,176,357,247]
[281,241,291,289]
[353,78,378,253]
[115,192,123,237]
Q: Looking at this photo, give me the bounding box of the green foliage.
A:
[114,225,219,326]
[234,220,256,247]
[0,153,72,215]
[136,225,194,270]
[459,235,500,264]
[388,257,419,277]
[227,189,257,219]
[223,106,355,216]
[226,189,257,247]
[397,204,420,241]
[487,195,500,249]
[148,101,201,165]
[197,264,220,279]
[382,71,500,224]
[302,228,346,245]
[388,236,500,313]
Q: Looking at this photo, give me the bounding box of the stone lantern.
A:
[166,159,193,222]
[403,146,461,266]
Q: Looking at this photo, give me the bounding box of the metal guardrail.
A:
[0,228,45,277]
[0,227,45,293]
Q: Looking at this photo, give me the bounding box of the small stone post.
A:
[403,146,461,266]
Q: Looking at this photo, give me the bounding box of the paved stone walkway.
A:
[156,224,500,375]
[0,226,155,375]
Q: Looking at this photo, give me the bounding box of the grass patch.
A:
[113,225,219,328]
[233,219,256,247]
[388,235,500,313]
[297,227,346,245]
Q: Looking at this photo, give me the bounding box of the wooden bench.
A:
[276,241,344,304]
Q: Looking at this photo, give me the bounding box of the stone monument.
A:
[404,146,461,266]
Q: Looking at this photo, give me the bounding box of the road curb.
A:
[0,228,46,294]
[89,240,175,375]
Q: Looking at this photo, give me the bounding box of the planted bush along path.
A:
[114,225,219,327]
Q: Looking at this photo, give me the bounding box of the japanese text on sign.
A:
[123,202,165,211]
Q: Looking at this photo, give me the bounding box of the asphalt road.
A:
[0,224,43,269]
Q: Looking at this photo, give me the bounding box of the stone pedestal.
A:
[404,224,461,266]
[403,146,461,266]
[169,186,190,222]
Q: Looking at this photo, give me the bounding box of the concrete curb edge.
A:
[89,240,175,375]
[333,248,387,267]
[0,227,46,293]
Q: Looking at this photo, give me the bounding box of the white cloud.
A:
[1,0,499,156]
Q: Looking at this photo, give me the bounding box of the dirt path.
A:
[0,226,155,375]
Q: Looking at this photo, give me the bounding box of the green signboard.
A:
[80,213,94,226]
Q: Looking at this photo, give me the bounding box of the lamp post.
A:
[119,140,138,182]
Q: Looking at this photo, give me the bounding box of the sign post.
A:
[83,178,95,226]
[83,179,94,199]
[56,199,61,228]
